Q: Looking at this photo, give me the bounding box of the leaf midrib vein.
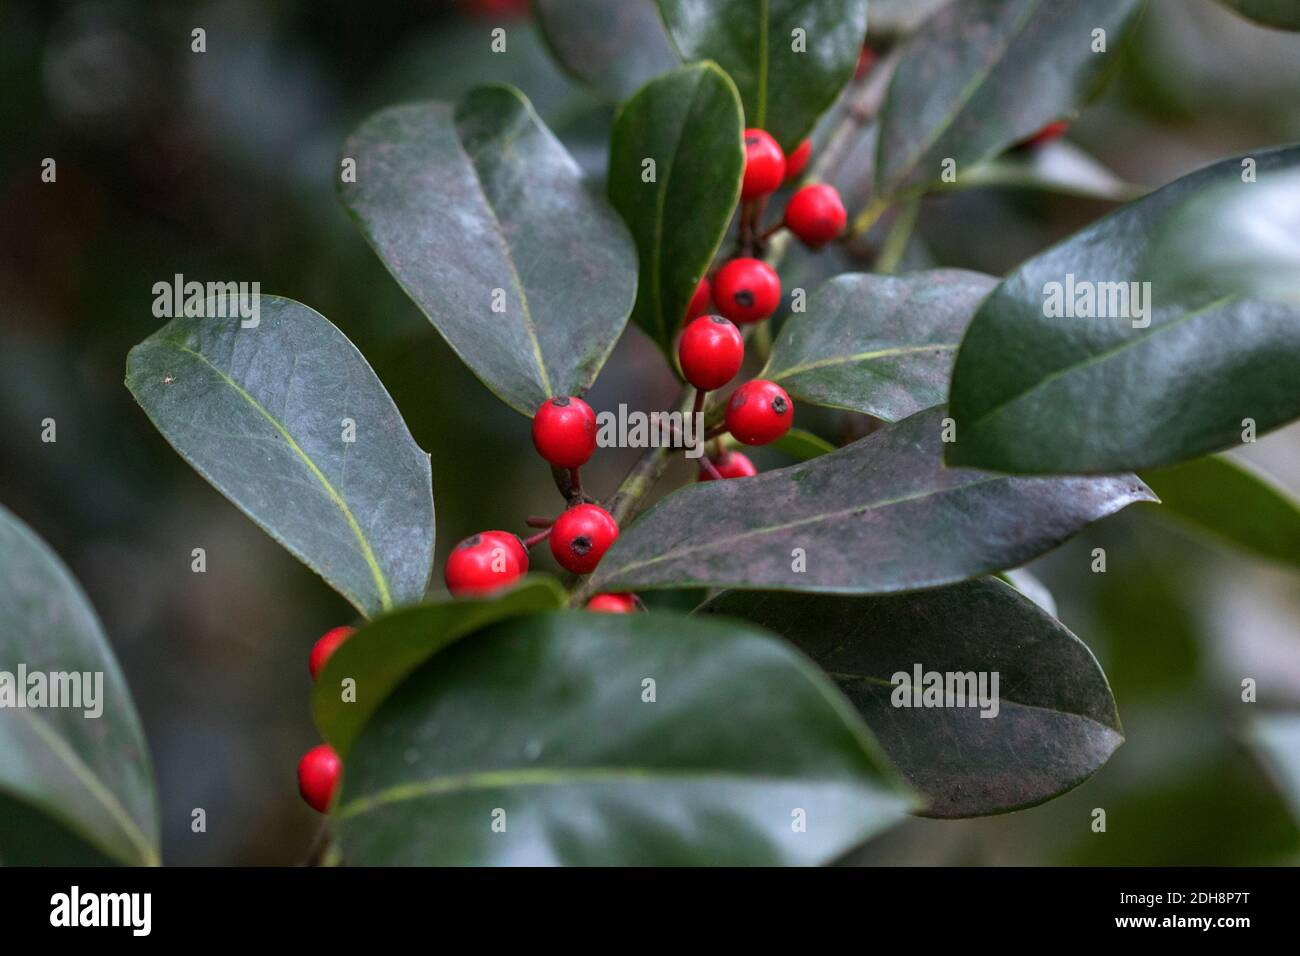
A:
[168,341,393,611]
[337,764,875,819]
[605,472,1006,579]
[770,343,956,381]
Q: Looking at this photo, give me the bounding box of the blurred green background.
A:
[1,0,1297,865]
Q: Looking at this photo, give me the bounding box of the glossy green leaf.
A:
[592,406,1153,594]
[126,296,434,618]
[608,63,744,357]
[1217,0,1300,30]
[535,0,679,101]
[0,505,159,866]
[1140,455,1300,571]
[768,428,837,461]
[335,610,914,865]
[953,140,1148,202]
[1149,167,1300,305]
[947,146,1300,475]
[699,578,1122,817]
[764,270,997,421]
[657,0,870,151]
[313,577,568,757]
[875,0,1145,198]
[340,85,637,415]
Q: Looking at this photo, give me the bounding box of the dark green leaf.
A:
[335,610,914,865]
[875,0,1145,198]
[1140,455,1300,571]
[535,0,679,102]
[313,577,568,757]
[592,406,1153,593]
[947,146,1300,474]
[0,505,159,866]
[608,63,744,357]
[1217,0,1300,30]
[657,0,870,151]
[764,270,997,421]
[699,578,1123,817]
[126,296,434,618]
[1148,167,1300,305]
[766,427,836,461]
[340,86,637,415]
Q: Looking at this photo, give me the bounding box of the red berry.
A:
[741,128,786,200]
[784,184,847,248]
[297,744,341,813]
[712,258,781,324]
[1024,121,1069,148]
[587,592,638,613]
[549,504,619,575]
[532,396,597,468]
[725,380,793,446]
[785,138,812,181]
[445,530,528,596]
[686,276,713,321]
[698,450,758,482]
[678,315,744,391]
[855,45,877,81]
[308,625,355,681]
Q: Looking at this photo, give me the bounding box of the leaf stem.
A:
[875,197,920,274]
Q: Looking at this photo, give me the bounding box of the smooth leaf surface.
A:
[768,427,837,461]
[947,146,1300,474]
[875,0,1144,198]
[340,86,637,414]
[592,406,1153,594]
[1217,0,1300,29]
[535,0,679,101]
[609,64,744,357]
[335,611,913,865]
[1149,166,1300,305]
[127,296,434,618]
[0,505,158,866]
[657,0,869,151]
[699,578,1122,817]
[313,577,568,757]
[1140,455,1300,571]
[764,270,997,421]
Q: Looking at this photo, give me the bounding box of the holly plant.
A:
[7,0,1288,866]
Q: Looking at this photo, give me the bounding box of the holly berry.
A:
[712,257,781,324]
[445,530,528,596]
[686,276,713,321]
[1024,120,1069,148]
[308,625,355,681]
[741,128,786,200]
[532,396,597,468]
[587,592,638,613]
[725,380,793,446]
[550,504,619,575]
[785,138,812,181]
[678,315,744,391]
[698,450,758,482]
[855,45,878,80]
[297,744,341,813]
[784,184,847,248]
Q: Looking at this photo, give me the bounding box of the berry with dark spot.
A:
[725,380,793,446]
[445,530,528,596]
[550,503,619,575]
[712,257,781,324]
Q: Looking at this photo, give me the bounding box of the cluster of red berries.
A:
[295,625,354,813]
